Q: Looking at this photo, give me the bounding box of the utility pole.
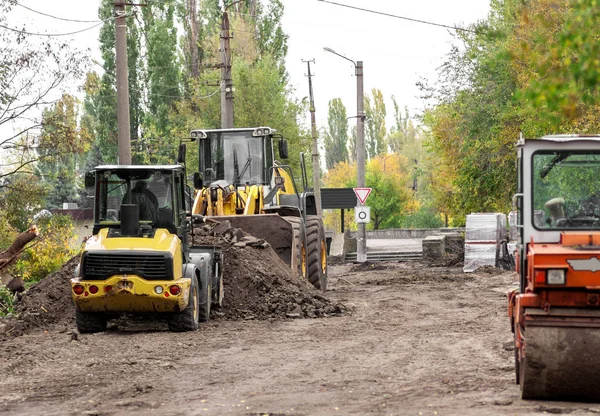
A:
[188,0,200,79]
[303,59,322,216]
[356,61,367,263]
[323,47,367,262]
[114,1,131,165]
[220,10,234,128]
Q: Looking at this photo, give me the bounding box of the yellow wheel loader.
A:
[71,161,223,333]
[509,135,600,400]
[190,127,327,291]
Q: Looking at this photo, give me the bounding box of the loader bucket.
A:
[220,214,304,275]
[520,308,600,401]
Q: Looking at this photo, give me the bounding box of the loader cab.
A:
[191,127,283,187]
[88,165,187,236]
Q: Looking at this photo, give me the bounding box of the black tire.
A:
[283,216,307,279]
[211,259,224,308]
[167,275,199,332]
[514,345,520,385]
[306,215,328,291]
[75,310,107,334]
[198,273,212,323]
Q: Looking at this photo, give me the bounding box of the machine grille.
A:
[82,252,173,280]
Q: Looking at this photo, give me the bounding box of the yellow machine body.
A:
[71,228,190,313]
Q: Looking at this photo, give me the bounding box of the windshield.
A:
[533,150,600,229]
[96,170,174,225]
[200,131,272,186]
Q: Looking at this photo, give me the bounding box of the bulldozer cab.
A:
[87,165,187,236]
[191,127,283,187]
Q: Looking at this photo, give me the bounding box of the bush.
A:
[401,206,445,229]
[0,212,18,251]
[16,214,77,282]
[0,285,15,317]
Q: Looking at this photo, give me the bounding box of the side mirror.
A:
[193,172,203,190]
[278,138,289,159]
[84,171,95,188]
[178,143,186,164]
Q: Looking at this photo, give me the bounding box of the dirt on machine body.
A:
[509,134,600,401]
[189,126,328,291]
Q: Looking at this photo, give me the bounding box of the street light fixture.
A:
[323,46,367,263]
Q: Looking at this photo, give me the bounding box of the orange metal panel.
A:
[561,232,595,246]
[528,243,600,288]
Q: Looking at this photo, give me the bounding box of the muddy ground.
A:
[1,261,600,416]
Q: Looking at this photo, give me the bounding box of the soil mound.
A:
[190,220,344,320]
[3,219,343,337]
[3,256,78,337]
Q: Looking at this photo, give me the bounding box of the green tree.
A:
[324,98,349,170]
[37,95,91,209]
[364,88,387,159]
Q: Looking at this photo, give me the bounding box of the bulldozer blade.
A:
[521,321,600,401]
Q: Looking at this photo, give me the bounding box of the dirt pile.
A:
[190,220,345,320]
[2,256,78,337]
[3,219,343,336]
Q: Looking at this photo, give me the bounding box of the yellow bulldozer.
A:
[189,126,327,291]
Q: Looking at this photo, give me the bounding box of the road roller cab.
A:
[510,134,600,400]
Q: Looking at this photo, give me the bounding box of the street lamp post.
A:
[324,47,367,263]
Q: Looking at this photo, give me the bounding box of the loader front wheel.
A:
[306,216,328,291]
[283,216,307,279]
[167,275,199,332]
[75,310,107,334]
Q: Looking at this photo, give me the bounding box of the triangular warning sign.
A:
[353,187,372,205]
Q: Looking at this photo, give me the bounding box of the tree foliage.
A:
[364,88,387,159]
[322,153,412,230]
[324,98,349,170]
[423,0,600,224]
[0,1,88,181]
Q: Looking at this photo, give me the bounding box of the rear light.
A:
[534,270,546,284]
[169,285,181,296]
[73,285,85,295]
[104,285,112,293]
[89,285,99,294]
[154,286,164,294]
[547,269,566,285]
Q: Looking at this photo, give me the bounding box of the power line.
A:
[0,21,104,37]
[14,2,101,23]
[316,0,480,34]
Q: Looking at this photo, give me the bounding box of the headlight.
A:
[547,269,566,285]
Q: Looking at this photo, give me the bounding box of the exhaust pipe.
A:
[120,204,139,236]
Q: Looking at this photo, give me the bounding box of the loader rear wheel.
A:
[167,275,199,332]
[75,310,107,334]
[306,216,328,292]
[199,275,212,323]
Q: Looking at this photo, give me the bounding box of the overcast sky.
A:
[282,0,490,129]
[6,0,491,134]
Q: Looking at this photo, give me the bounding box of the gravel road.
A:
[1,261,600,416]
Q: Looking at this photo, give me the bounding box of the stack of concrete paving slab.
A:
[464,213,506,273]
